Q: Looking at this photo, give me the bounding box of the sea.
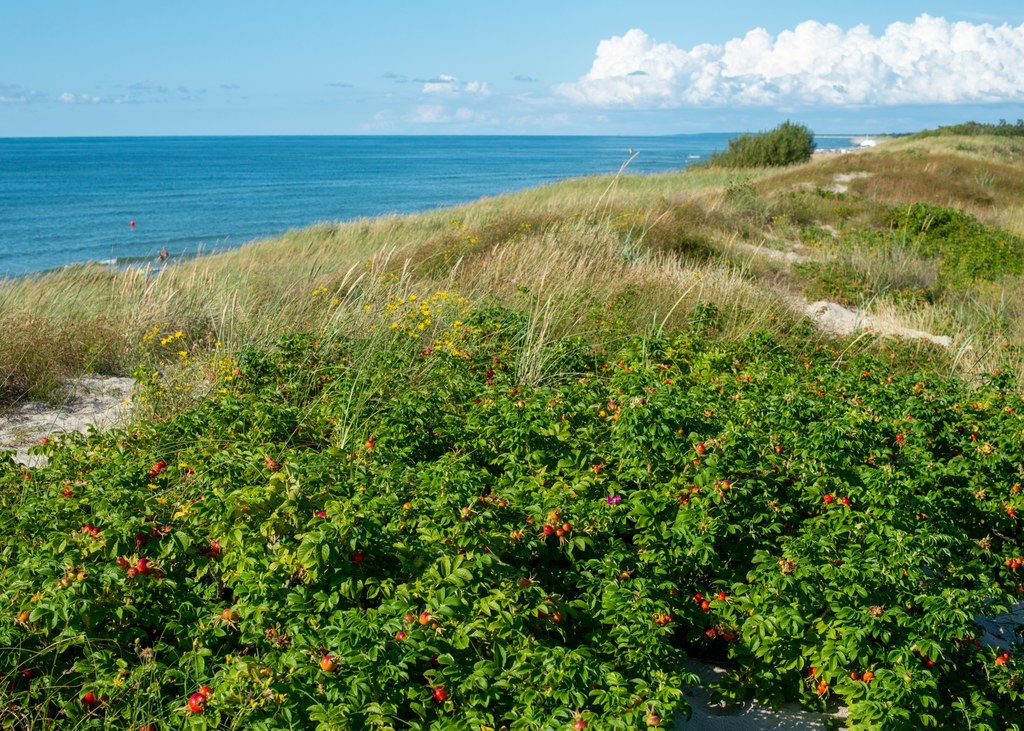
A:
[0,134,861,278]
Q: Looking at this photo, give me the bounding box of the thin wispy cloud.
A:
[959,12,1024,23]
[413,103,447,122]
[128,81,169,94]
[513,74,538,83]
[365,110,393,130]
[412,103,491,125]
[58,92,102,104]
[421,74,490,97]
[0,83,42,103]
[327,82,354,88]
[57,83,208,106]
[558,15,1024,108]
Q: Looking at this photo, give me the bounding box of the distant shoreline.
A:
[813,135,888,154]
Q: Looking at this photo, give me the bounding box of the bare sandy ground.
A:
[676,661,846,729]
[0,376,134,465]
[799,298,952,348]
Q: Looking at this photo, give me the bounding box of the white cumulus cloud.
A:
[558,15,1024,108]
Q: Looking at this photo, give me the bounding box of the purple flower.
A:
[606,493,622,505]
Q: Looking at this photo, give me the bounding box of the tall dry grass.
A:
[765,138,1024,234]
[0,164,777,403]
[4,132,1024,405]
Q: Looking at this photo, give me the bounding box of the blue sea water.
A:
[0,134,858,278]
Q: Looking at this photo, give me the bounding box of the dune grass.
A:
[3,133,1024,408]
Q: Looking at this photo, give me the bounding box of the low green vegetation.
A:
[793,199,1024,307]
[3,313,1022,729]
[915,120,1024,138]
[2,125,1024,729]
[889,203,1024,287]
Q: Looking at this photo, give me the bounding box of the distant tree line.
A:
[917,119,1024,138]
[702,121,816,168]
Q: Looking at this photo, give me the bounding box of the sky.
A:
[2,1,1023,137]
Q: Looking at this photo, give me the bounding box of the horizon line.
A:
[0,130,902,141]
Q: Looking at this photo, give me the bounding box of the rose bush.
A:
[1,306,1021,729]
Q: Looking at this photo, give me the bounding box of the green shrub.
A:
[890,203,1024,287]
[2,308,1022,729]
[706,121,816,168]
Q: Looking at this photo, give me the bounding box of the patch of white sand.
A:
[976,601,1024,652]
[0,376,134,465]
[801,299,951,347]
[675,660,847,730]
[728,240,814,265]
[825,171,873,194]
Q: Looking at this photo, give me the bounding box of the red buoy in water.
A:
[130,220,136,229]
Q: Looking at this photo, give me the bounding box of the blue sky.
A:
[2,1,1023,136]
